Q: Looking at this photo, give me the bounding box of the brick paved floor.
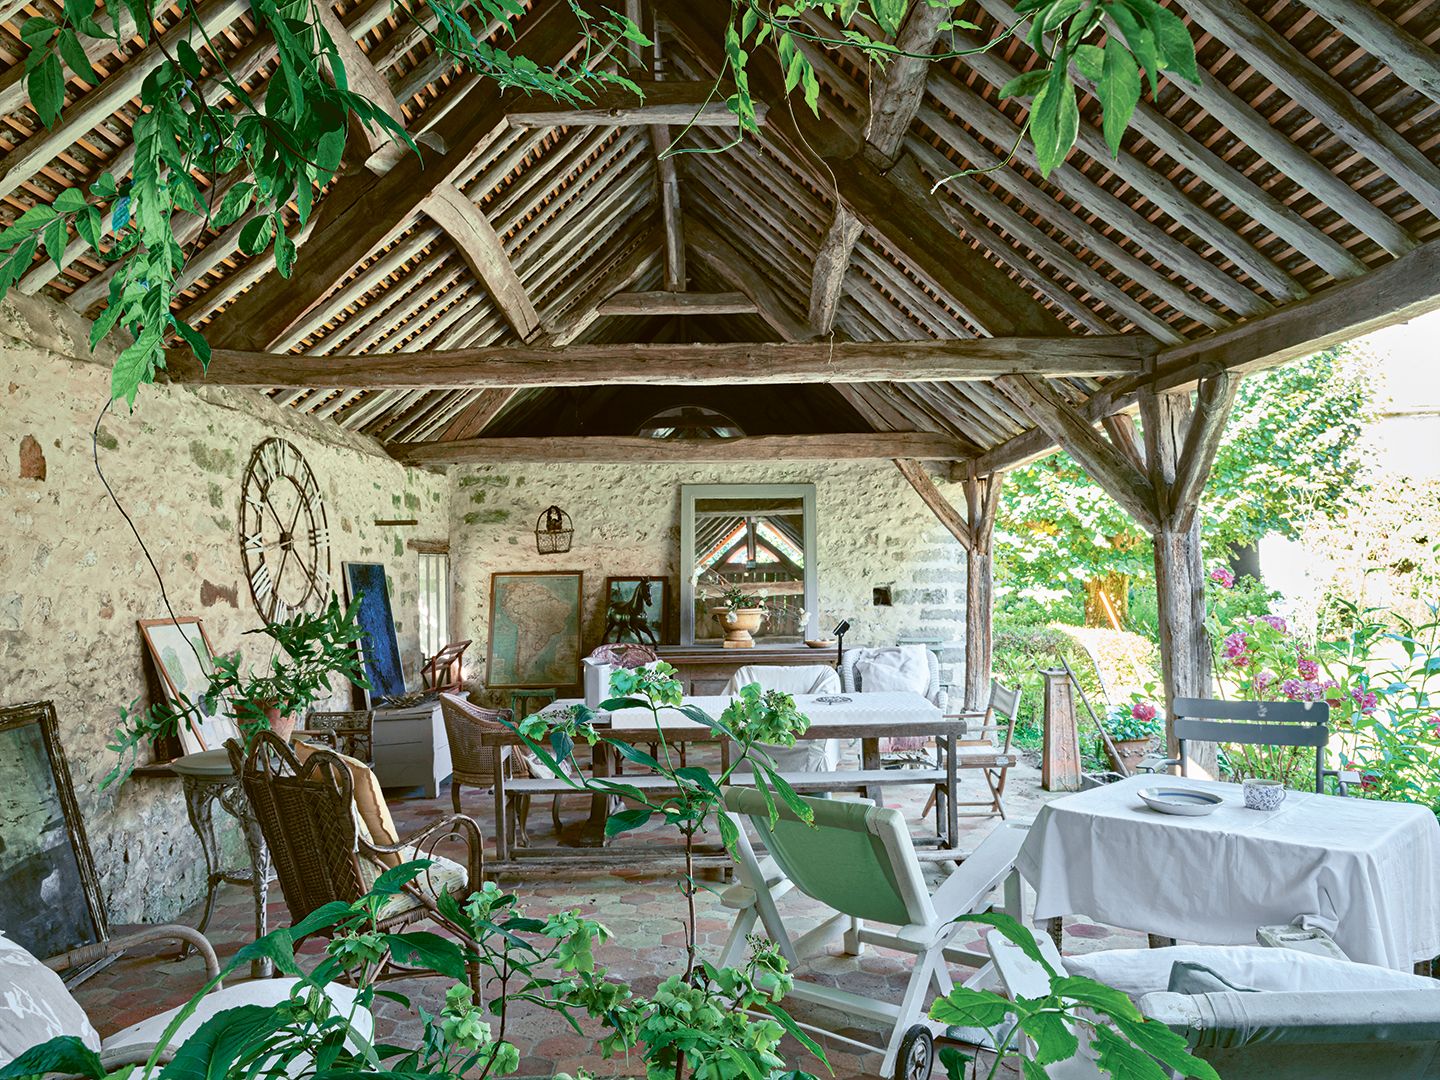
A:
[73,749,1146,1080]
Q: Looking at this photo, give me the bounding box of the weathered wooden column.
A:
[997,371,1239,774]
[894,459,1004,713]
[1042,668,1082,791]
[963,465,1005,712]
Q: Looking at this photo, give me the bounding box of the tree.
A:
[0,0,1199,408]
[995,347,1375,628]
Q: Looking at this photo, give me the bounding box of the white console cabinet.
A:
[372,701,451,798]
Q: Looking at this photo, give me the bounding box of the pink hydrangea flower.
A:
[1296,657,1319,681]
[1257,614,1288,634]
[1361,773,1380,792]
[1426,715,1440,736]
[1209,566,1235,589]
[1132,702,1158,723]
[1281,678,1329,702]
[1223,632,1251,668]
[1253,670,1277,694]
[1350,687,1379,714]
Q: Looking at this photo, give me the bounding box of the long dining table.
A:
[478,691,971,868]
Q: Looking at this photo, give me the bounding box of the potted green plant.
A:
[103,593,370,787]
[1105,702,1163,774]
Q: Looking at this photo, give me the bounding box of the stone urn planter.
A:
[712,606,765,648]
[1107,737,1153,774]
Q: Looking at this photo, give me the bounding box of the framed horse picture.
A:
[601,577,669,647]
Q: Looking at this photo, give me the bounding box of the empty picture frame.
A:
[137,617,241,755]
[601,577,669,646]
[0,700,108,961]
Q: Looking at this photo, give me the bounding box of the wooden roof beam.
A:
[805,0,947,336]
[962,234,1440,476]
[685,217,811,342]
[390,431,971,465]
[163,334,1157,388]
[653,125,686,290]
[201,0,586,352]
[1182,0,1440,221]
[420,184,542,341]
[597,291,758,315]
[976,0,1417,260]
[973,0,1368,281]
[505,81,762,126]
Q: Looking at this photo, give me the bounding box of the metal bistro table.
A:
[138,748,272,977]
[481,691,968,868]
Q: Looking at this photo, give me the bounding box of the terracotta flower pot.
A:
[712,606,764,649]
[1108,737,1153,774]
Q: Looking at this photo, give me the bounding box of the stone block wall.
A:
[0,293,446,923]
[447,460,969,693]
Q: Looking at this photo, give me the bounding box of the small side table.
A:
[169,750,271,978]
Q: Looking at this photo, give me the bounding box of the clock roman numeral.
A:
[250,564,272,598]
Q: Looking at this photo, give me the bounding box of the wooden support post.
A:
[1142,387,1220,777]
[1042,669,1081,792]
[964,466,1004,713]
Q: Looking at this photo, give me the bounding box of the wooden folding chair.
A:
[926,680,1021,823]
[717,786,1028,1080]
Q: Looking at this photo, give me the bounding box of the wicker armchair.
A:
[229,731,482,998]
[296,709,375,764]
[439,693,572,847]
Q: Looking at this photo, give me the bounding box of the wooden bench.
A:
[497,767,948,854]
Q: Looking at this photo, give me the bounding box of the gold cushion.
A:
[357,847,471,921]
[295,741,401,867]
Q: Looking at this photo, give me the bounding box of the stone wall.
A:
[0,293,447,923]
[447,460,969,693]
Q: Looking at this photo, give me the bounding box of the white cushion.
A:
[724,665,839,696]
[0,932,101,1067]
[1064,946,1440,998]
[104,978,373,1072]
[853,646,930,694]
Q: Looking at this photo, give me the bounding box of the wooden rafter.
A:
[164,334,1156,388]
[597,291,757,315]
[420,184,541,341]
[505,81,763,126]
[894,458,972,550]
[391,431,970,465]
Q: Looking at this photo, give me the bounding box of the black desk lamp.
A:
[833,619,850,666]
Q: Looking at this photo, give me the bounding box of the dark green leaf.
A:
[238,214,273,255]
[1106,1012,1220,1077]
[1074,42,1103,81]
[928,986,1012,1028]
[1123,0,1199,83]
[176,40,204,78]
[1020,1060,1049,1080]
[1020,1010,1078,1065]
[763,1002,828,1063]
[20,16,56,48]
[29,52,65,127]
[1098,35,1141,158]
[936,1046,973,1080]
[1041,0,1083,33]
[0,1036,104,1080]
[870,0,907,37]
[0,236,37,297]
[1030,62,1078,176]
[53,187,87,213]
[675,765,722,799]
[57,29,94,81]
[605,807,653,835]
[157,1004,291,1080]
[172,317,212,368]
[716,809,740,851]
[290,900,355,939]
[1090,1024,1169,1080]
[41,214,67,268]
[999,68,1049,99]
[213,183,255,228]
[957,912,1055,973]
[275,227,296,276]
[75,205,101,249]
[89,296,123,349]
[609,739,661,771]
[385,931,469,980]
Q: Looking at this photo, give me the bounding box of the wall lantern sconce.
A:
[535,505,574,555]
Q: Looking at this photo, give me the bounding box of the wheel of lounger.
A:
[895,1025,935,1080]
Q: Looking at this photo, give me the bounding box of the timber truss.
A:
[4,0,1440,471]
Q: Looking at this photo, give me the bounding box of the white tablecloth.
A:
[604,691,941,734]
[1017,775,1440,970]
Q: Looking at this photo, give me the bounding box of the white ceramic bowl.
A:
[1138,786,1225,816]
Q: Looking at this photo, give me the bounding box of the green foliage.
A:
[996,349,1373,623]
[1104,702,1160,742]
[100,593,371,788]
[2,0,648,407]
[930,913,1219,1080]
[1319,599,1440,814]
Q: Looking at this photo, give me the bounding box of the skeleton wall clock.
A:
[240,437,332,623]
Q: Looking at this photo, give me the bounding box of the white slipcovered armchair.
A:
[724,663,841,772]
[840,644,947,758]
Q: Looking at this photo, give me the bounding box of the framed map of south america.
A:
[486,571,583,688]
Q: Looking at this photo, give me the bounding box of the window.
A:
[417,552,450,659]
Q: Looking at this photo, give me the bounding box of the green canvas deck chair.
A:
[717,786,1029,1080]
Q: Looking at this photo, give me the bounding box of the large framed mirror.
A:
[680,484,817,645]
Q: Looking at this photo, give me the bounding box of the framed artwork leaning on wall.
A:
[0,699,108,961]
[487,571,583,688]
[601,576,669,646]
[137,616,241,754]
